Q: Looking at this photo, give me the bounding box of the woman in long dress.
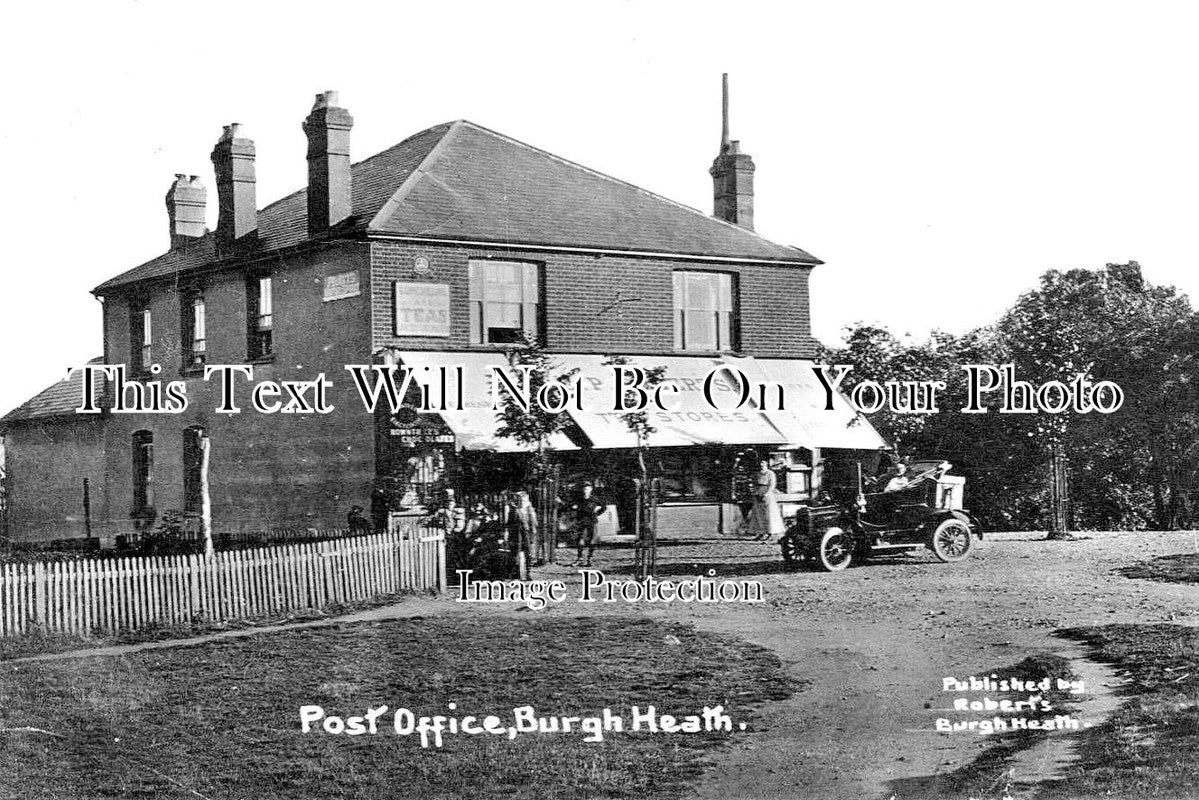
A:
[748,461,785,541]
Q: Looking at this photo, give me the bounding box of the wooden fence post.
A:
[0,521,453,641]
[437,533,447,593]
[34,562,47,630]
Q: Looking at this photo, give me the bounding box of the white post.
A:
[200,434,214,558]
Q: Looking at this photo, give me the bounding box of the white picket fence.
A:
[0,529,446,638]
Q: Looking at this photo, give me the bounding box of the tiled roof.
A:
[1,358,106,427]
[369,122,818,263]
[94,120,817,293]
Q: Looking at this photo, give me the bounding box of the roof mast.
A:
[710,73,755,229]
[721,72,730,152]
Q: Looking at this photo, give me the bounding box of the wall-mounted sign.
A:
[389,426,456,446]
[394,282,450,337]
[323,270,360,302]
[413,256,431,275]
[386,410,455,447]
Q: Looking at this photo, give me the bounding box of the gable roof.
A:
[94,120,818,293]
[1,358,106,427]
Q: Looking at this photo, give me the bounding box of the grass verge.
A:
[1036,624,1199,799]
[0,590,428,661]
[0,616,793,800]
[1118,552,1199,585]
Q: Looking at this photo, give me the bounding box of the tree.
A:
[820,324,968,451]
[601,355,666,485]
[823,287,1199,535]
[824,323,1040,531]
[1081,268,1198,529]
[494,333,578,481]
[602,354,666,579]
[998,262,1196,536]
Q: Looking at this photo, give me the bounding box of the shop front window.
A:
[655,449,720,500]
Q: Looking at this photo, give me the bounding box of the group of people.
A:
[402,482,609,579]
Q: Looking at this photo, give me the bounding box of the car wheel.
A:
[780,533,803,567]
[817,527,854,572]
[930,519,973,563]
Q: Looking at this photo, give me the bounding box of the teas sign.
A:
[394,282,450,337]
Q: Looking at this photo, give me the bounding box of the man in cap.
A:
[569,482,606,567]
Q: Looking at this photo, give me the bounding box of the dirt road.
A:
[622,530,1199,800]
[352,530,1199,798]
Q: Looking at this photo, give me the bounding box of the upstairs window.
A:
[468,260,540,345]
[182,289,206,369]
[132,430,154,511]
[130,304,152,374]
[247,276,273,360]
[673,271,738,352]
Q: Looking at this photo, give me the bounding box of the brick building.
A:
[0,86,882,544]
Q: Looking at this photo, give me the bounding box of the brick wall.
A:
[2,417,105,542]
[370,240,818,357]
[12,235,819,542]
[90,242,379,540]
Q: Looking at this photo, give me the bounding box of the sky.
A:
[2,0,1197,414]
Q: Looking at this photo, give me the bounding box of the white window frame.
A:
[247,275,274,359]
[673,270,737,352]
[140,308,152,371]
[468,260,540,345]
[184,290,206,367]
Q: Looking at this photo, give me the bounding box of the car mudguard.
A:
[947,509,983,539]
[923,509,983,539]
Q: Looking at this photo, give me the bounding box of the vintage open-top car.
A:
[779,458,982,571]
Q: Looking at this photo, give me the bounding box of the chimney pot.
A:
[312,90,339,110]
[165,174,207,249]
[210,123,257,252]
[303,90,354,236]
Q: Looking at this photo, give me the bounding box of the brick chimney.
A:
[210,123,257,252]
[165,174,206,248]
[302,91,354,236]
[710,74,755,230]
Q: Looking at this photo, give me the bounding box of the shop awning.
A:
[724,357,888,451]
[563,354,790,448]
[385,350,885,453]
[388,350,577,452]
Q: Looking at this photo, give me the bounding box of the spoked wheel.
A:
[817,527,854,572]
[930,519,973,563]
[780,533,804,567]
